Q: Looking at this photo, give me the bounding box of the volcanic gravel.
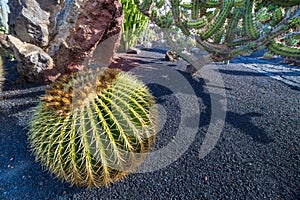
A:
[0,49,299,200]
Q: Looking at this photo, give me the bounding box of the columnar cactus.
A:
[28,68,157,188]
[120,0,150,52]
[135,0,300,66]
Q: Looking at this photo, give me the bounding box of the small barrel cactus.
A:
[28,68,157,188]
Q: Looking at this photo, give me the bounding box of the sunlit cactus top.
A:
[134,0,300,61]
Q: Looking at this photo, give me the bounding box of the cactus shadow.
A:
[158,67,274,144]
[225,111,274,144]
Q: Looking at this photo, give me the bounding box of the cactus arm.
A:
[267,41,300,58]
[137,0,153,13]
[191,0,201,20]
[269,8,284,26]
[155,0,165,9]
[206,8,221,23]
[204,0,221,8]
[187,19,207,29]
[259,8,299,46]
[213,25,225,44]
[284,31,300,45]
[201,0,234,40]
[176,21,191,36]
[244,0,259,39]
[225,8,243,43]
[234,0,244,7]
[266,0,300,7]
[171,0,181,22]
[256,7,271,23]
[228,37,252,47]
[196,36,230,54]
[181,2,192,9]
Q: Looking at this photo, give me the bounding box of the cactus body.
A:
[29,69,157,188]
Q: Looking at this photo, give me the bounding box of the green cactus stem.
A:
[225,8,243,43]
[201,0,234,40]
[120,0,150,52]
[267,41,300,58]
[244,0,259,39]
[267,0,300,7]
[29,68,157,188]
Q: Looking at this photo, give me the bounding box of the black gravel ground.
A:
[0,49,299,200]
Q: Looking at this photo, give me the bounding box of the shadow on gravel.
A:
[226,112,274,144]
[142,48,168,54]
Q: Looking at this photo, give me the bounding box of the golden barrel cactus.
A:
[28,68,157,188]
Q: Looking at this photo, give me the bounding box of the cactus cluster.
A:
[134,0,300,62]
[29,68,157,188]
[119,0,150,52]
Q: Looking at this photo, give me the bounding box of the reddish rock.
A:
[45,0,123,82]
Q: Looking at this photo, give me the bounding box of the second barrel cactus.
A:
[28,68,157,188]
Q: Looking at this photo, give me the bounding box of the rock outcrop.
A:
[5,0,123,83]
[7,35,53,82]
[47,0,123,81]
[8,0,50,47]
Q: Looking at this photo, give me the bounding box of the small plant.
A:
[28,68,157,188]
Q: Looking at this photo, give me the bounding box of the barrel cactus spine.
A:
[28,68,157,188]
